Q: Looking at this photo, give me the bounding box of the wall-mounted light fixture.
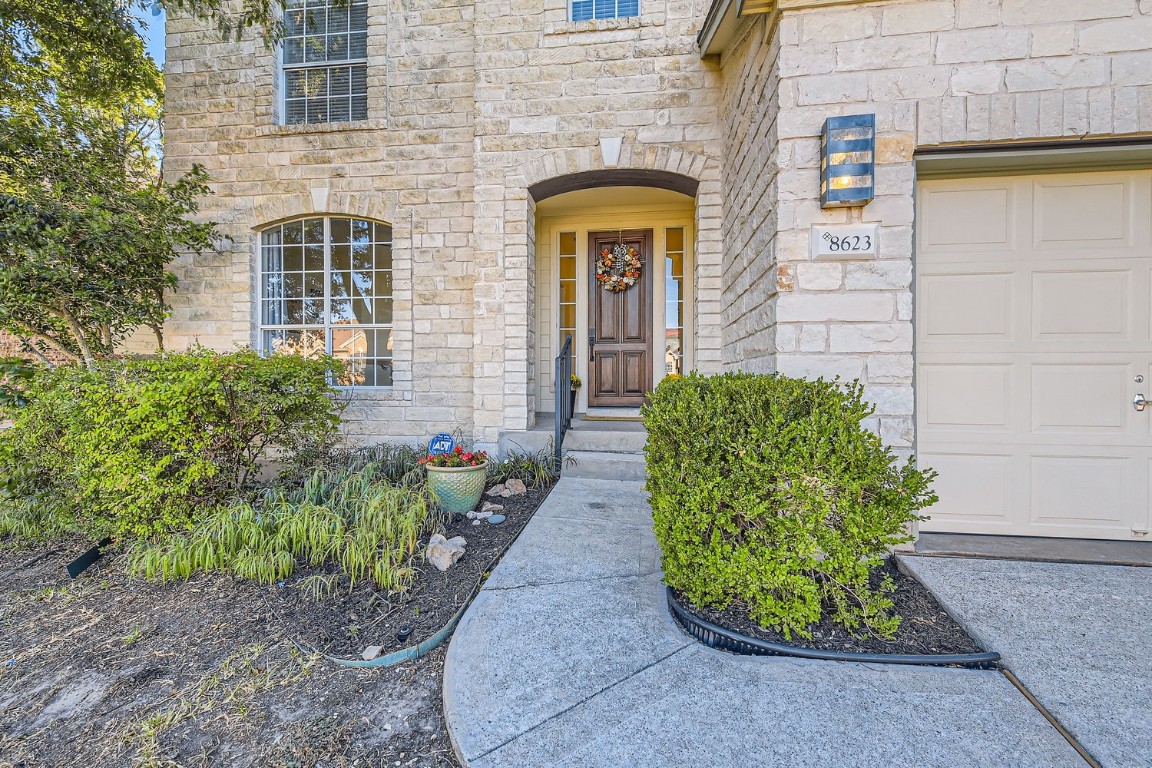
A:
[820,114,875,209]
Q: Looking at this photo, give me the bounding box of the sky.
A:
[134,3,167,67]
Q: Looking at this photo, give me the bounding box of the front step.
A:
[564,428,646,453]
[499,414,648,458]
[562,450,647,482]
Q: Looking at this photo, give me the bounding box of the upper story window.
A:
[570,0,639,21]
[281,0,369,125]
[260,217,394,387]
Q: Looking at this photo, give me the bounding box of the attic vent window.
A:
[281,0,368,125]
[571,0,640,22]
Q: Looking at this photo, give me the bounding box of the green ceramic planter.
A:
[426,462,488,514]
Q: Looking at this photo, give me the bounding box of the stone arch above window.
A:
[251,191,393,231]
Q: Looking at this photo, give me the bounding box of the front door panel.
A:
[589,230,651,407]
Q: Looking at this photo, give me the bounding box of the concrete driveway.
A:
[902,555,1152,768]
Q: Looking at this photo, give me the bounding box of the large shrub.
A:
[0,349,342,540]
[643,372,937,639]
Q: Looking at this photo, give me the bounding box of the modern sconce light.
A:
[820,114,875,208]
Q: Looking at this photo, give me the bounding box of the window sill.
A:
[544,14,665,36]
[334,386,408,402]
[256,118,387,137]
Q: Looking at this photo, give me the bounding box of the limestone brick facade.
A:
[165,0,1152,453]
[164,0,724,449]
[715,0,1152,453]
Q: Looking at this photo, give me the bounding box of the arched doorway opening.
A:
[532,182,697,416]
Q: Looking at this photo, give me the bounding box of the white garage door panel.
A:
[1030,456,1129,530]
[917,170,1152,540]
[921,452,1017,528]
[921,274,1013,337]
[1034,178,1131,247]
[1031,364,1132,433]
[1032,271,1131,339]
[920,364,1012,429]
[922,186,1012,248]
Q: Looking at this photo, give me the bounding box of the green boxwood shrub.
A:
[0,349,343,540]
[642,372,937,639]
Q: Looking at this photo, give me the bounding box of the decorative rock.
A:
[486,484,506,497]
[472,519,482,525]
[487,514,506,525]
[362,646,384,661]
[481,501,504,514]
[426,534,467,571]
[504,479,528,496]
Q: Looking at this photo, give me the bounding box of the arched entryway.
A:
[531,177,697,417]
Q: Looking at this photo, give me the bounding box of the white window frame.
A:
[259,216,394,388]
[569,0,641,22]
[280,0,369,126]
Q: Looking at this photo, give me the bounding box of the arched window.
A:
[259,217,393,387]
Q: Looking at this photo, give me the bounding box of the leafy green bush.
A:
[0,356,35,410]
[130,461,440,596]
[0,349,343,540]
[643,372,937,640]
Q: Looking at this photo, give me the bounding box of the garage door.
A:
[916,169,1152,540]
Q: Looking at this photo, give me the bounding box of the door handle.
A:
[1135,393,1148,412]
[588,329,596,362]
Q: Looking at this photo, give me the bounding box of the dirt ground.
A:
[0,484,552,768]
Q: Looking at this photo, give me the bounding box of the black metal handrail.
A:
[554,333,574,465]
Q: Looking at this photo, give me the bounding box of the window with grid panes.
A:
[664,227,685,375]
[558,233,577,384]
[260,217,393,387]
[282,0,368,125]
[570,0,639,21]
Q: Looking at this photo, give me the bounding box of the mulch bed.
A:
[675,557,986,656]
[0,481,552,768]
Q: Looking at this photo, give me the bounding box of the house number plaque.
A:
[811,224,880,260]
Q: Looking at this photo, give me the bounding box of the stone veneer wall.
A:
[720,0,1152,450]
[164,0,726,447]
[467,0,726,442]
[719,17,783,374]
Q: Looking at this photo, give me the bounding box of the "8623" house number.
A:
[811,224,880,260]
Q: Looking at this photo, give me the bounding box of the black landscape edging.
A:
[666,587,1002,669]
[66,538,113,579]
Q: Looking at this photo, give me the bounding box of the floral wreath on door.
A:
[595,242,642,293]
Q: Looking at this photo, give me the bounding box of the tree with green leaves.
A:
[0,0,222,366]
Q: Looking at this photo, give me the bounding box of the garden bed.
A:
[0,481,552,767]
[670,557,997,666]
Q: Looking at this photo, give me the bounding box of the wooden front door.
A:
[588,230,652,407]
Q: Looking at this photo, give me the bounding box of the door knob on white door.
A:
[1134,393,1148,412]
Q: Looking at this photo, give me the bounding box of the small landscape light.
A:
[396,626,413,644]
[820,114,875,209]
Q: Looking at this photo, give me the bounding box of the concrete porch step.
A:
[499,414,648,457]
[562,450,647,482]
[563,428,647,453]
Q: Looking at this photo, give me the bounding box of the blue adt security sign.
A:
[428,433,455,455]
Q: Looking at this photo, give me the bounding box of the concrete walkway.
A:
[904,556,1152,768]
[443,478,1086,768]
